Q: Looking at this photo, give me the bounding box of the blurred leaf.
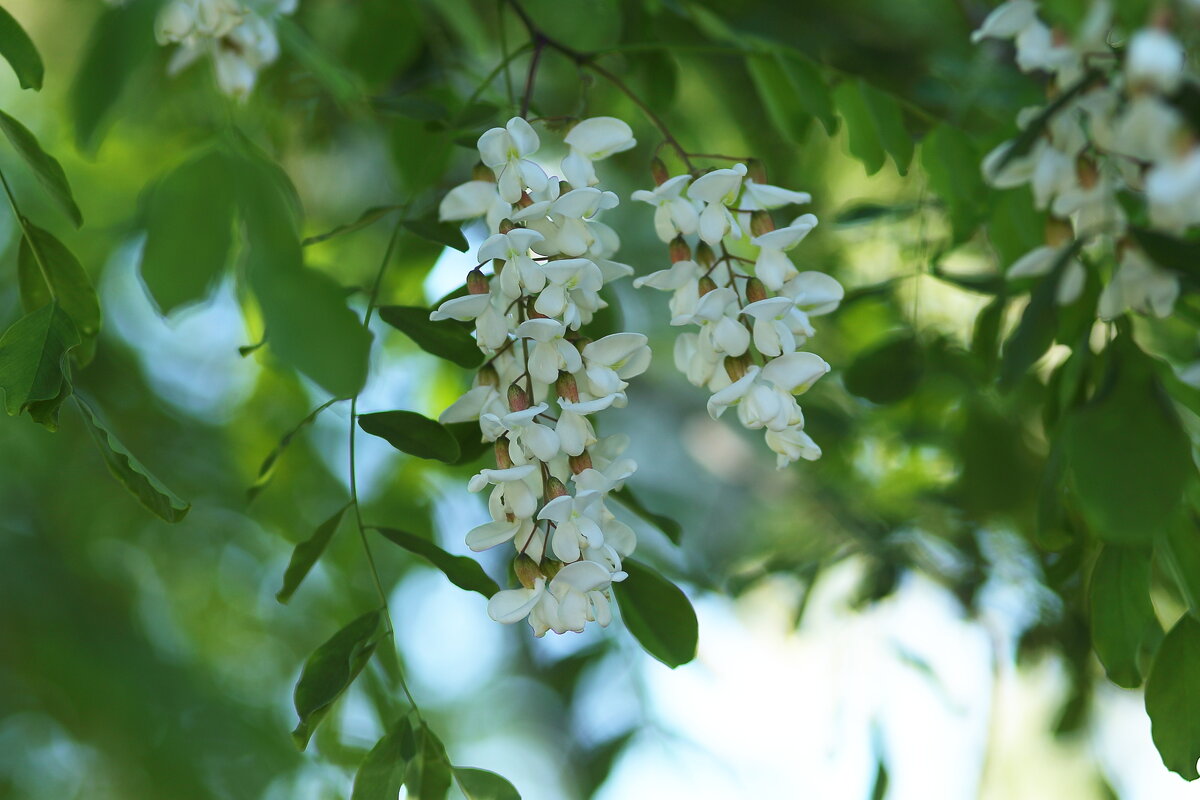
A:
[988,187,1044,269]
[520,0,622,50]
[303,205,400,246]
[832,202,919,227]
[403,216,469,252]
[373,527,500,597]
[446,421,491,466]
[843,334,923,404]
[338,0,423,87]
[292,609,384,749]
[1145,613,1200,780]
[0,6,42,90]
[1065,333,1191,545]
[618,560,697,668]
[952,399,1040,517]
[870,758,889,800]
[993,69,1098,173]
[780,55,837,134]
[611,486,682,544]
[248,398,337,501]
[0,110,81,227]
[834,80,885,175]
[1160,514,1200,617]
[1129,227,1200,280]
[17,223,100,338]
[406,723,453,800]
[1090,545,1160,688]
[378,306,483,369]
[358,410,461,463]
[276,503,352,604]
[454,767,521,800]
[746,53,811,142]
[999,245,1077,390]
[276,17,361,104]
[634,49,677,111]
[970,296,1005,373]
[859,81,913,175]
[0,301,78,419]
[929,266,1004,295]
[75,395,191,523]
[351,715,412,800]
[140,148,237,314]
[70,0,159,152]
[922,124,987,242]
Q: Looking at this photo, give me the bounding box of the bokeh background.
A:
[1,0,1197,797]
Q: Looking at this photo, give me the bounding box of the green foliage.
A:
[276,503,352,604]
[0,109,82,226]
[75,395,191,522]
[379,305,484,369]
[1089,545,1160,688]
[842,333,923,404]
[746,52,812,142]
[17,222,100,339]
[834,80,912,176]
[1146,614,1200,780]
[372,527,501,597]
[405,721,454,800]
[0,5,43,90]
[454,767,522,800]
[1160,515,1200,616]
[358,410,462,463]
[352,717,410,800]
[999,247,1074,390]
[921,125,987,243]
[618,560,698,668]
[611,486,683,544]
[0,302,78,422]
[292,609,385,749]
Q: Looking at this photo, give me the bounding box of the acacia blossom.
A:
[433,116,649,637]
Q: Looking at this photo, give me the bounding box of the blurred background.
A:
[1,0,1198,797]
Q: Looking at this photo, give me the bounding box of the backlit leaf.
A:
[618,560,697,668]
[372,527,499,598]
[292,610,384,749]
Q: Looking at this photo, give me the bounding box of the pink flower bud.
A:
[669,236,692,263]
[516,193,533,208]
[545,476,568,499]
[747,158,767,185]
[569,451,593,474]
[698,276,719,296]
[508,383,531,411]
[724,354,751,382]
[477,364,500,388]
[651,157,669,186]
[746,277,768,303]
[467,268,489,294]
[750,210,775,237]
[495,436,514,469]
[695,242,716,268]
[514,554,542,589]
[499,219,516,234]
[556,371,580,403]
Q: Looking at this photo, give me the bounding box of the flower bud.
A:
[750,210,775,237]
[541,558,563,580]
[698,276,719,296]
[477,363,500,388]
[569,451,593,474]
[514,554,542,589]
[508,383,531,411]
[1076,157,1098,190]
[695,242,716,268]
[467,268,489,295]
[651,157,669,186]
[746,277,768,303]
[499,219,516,234]
[516,192,534,209]
[495,436,514,469]
[558,181,574,194]
[472,163,494,182]
[747,158,767,185]
[724,353,752,382]
[669,236,692,263]
[556,371,580,403]
[545,476,568,499]
[1045,217,1073,246]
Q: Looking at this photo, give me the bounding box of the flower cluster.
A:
[434,116,649,636]
[154,0,296,98]
[632,160,842,468]
[975,0,1196,319]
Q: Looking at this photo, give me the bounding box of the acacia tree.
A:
[3,0,1200,797]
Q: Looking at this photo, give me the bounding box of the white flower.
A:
[742,297,803,357]
[535,258,604,329]
[741,180,812,211]
[707,352,830,423]
[1146,149,1200,233]
[765,425,822,468]
[438,385,506,424]
[439,180,509,229]
[1126,29,1185,93]
[515,318,582,385]
[539,491,605,561]
[1109,95,1183,163]
[487,560,614,636]
[555,399,605,457]
[1007,245,1086,306]
[674,287,751,358]
[1098,248,1179,320]
[971,0,1038,43]
[780,271,845,316]
[468,465,539,519]
[581,333,652,405]
[690,164,749,244]
[479,403,561,462]
[478,228,547,299]
[633,259,704,320]
[477,117,548,203]
[751,214,819,290]
[562,117,637,188]
[631,175,701,242]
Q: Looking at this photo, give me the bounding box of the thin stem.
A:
[520,37,546,119]
[348,217,423,720]
[0,168,55,301]
[467,40,532,107]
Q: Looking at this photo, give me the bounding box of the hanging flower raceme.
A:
[634,158,841,468]
[154,0,296,98]
[975,0,1198,322]
[434,117,649,637]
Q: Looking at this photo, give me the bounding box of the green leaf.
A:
[351,715,412,800]
[292,609,384,749]
[746,53,811,142]
[993,69,1099,173]
[303,205,400,247]
[832,202,919,227]
[405,723,453,800]
[780,55,837,134]
[445,421,491,466]
[74,395,191,523]
[971,296,1006,374]
[0,6,42,90]
[275,17,361,105]
[234,145,371,399]
[402,216,469,253]
[69,0,159,152]
[618,560,697,668]
[17,223,100,338]
[0,302,79,419]
[922,125,987,242]
[1145,614,1200,780]
[859,81,913,175]
[248,399,337,502]
[358,410,461,463]
[1129,227,1200,280]
[140,149,238,314]
[999,245,1078,390]
[611,486,682,544]
[1160,514,1200,617]
[0,110,81,227]
[843,334,924,404]
[930,265,1005,295]
[1065,334,1192,544]
[1089,545,1161,688]
[834,81,885,175]
[276,503,352,604]
[378,306,483,369]
[372,527,499,597]
[454,767,521,800]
